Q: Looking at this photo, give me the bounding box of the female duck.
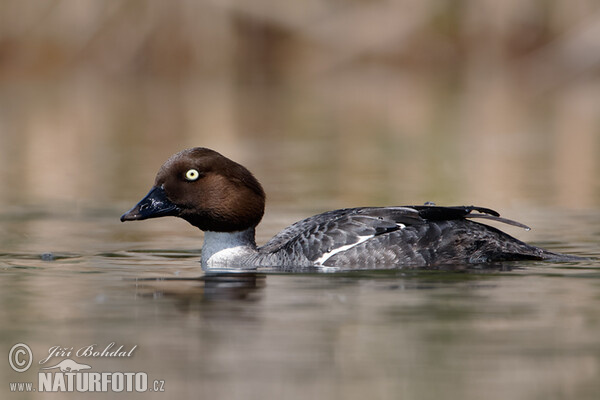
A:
[121,147,574,269]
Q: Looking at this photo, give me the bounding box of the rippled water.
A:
[1,204,598,399]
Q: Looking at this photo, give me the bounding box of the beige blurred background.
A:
[0,0,599,211]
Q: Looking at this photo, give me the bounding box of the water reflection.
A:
[134,273,265,304]
[128,261,541,310]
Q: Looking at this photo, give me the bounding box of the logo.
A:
[9,344,33,373]
[7,343,165,393]
[40,359,91,372]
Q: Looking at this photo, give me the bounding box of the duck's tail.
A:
[493,239,586,263]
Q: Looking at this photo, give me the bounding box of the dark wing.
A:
[256,205,534,267]
[258,207,424,265]
[410,205,531,230]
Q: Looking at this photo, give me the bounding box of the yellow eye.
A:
[185,169,200,181]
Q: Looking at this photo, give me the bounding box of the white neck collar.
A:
[201,228,257,269]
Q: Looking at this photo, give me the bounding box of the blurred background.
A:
[0,0,599,214]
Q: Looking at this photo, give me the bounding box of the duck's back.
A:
[254,206,567,268]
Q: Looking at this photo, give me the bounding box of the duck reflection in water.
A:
[131,261,520,309]
[134,273,265,305]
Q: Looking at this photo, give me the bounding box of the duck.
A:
[121,147,577,270]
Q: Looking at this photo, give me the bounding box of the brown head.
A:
[120,148,265,232]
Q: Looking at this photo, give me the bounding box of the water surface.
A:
[1,205,598,399]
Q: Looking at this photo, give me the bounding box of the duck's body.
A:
[121,148,575,270]
[250,207,562,268]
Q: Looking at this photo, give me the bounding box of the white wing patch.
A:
[313,223,405,266]
[314,235,373,266]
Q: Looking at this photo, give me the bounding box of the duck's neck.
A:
[201,228,258,269]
